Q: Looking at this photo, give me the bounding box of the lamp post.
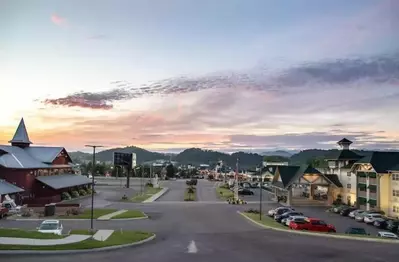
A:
[85,144,103,231]
[259,164,263,221]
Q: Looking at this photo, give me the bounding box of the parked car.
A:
[268,207,294,217]
[289,218,336,233]
[364,213,384,224]
[355,211,380,222]
[238,188,254,195]
[186,179,198,186]
[274,211,304,223]
[340,207,357,216]
[37,220,63,235]
[349,209,365,219]
[377,231,398,239]
[373,217,389,229]
[386,220,399,233]
[0,206,8,219]
[345,227,369,235]
[284,216,307,227]
[332,205,348,214]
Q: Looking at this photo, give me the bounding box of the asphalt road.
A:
[4,181,399,261]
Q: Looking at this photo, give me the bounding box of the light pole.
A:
[85,144,103,231]
[259,164,263,220]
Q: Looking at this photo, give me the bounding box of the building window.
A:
[393,190,399,197]
[347,172,351,177]
[393,174,399,181]
[347,184,351,189]
[394,206,399,213]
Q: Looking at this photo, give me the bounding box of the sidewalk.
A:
[143,187,169,203]
[97,210,127,220]
[0,235,90,246]
[93,230,114,241]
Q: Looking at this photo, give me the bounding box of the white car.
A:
[285,216,308,226]
[364,213,383,224]
[37,220,63,235]
[377,231,398,239]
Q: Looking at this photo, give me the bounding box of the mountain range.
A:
[69,145,383,169]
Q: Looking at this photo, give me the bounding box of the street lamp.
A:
[259,164,263,220]
[85,144,103,231]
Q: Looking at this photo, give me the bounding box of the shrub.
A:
[21,209,32,217]
[146,182,153,187]
[246,208,260,214]
[121,194,128,200]
[70,190,79,198]
[86,188,93,194]
[61,192,72,200]
[66,207,81,216]
[79,189,87,196]
[220,183,230,189]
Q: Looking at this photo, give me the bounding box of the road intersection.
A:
[4,179,399,262]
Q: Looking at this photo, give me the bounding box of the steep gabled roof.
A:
[356,152,399,173]
[0,179,24,195]
[0,145,49,169]
[25,147,66,163]
[338,138,353,145]
[8,118,32,145]
[273,165,301,188]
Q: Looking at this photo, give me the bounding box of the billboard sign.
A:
[113,152,133,167]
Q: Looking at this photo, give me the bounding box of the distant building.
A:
[0,118,91,204]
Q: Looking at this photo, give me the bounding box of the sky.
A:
[0,0,398,153]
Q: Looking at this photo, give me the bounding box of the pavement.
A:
[92,230,114,241]
[3,179,399,261]
[97,210,127,220]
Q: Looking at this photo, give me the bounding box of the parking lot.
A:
[263,203,383,235]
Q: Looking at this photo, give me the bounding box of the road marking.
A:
[187,240,198,253]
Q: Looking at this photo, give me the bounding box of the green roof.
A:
[356,152,399,173]
[324,150,363,161]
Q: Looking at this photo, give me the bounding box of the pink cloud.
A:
[51,14,67,27]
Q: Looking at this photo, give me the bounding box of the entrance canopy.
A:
[271,165,342,190]
[36,174,92,190]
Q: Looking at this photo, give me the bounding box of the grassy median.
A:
[127,187,163,202]
[216,185,234,200]
[242,212,287,229]
[112,210,146,219]
[0,231,154,250]
[59,208,117,219]
[184,186,196,201]
[0,228,64,239]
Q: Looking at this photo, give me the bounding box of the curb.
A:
[143,188,169,203]
[238,211,399,244]
[0,234,156,255]
[13,213,149,222]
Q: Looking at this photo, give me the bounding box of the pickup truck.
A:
[0,207,8,219]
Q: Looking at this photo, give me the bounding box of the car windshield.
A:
[39,223,59,230]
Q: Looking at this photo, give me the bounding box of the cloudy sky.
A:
[1,0,398,153]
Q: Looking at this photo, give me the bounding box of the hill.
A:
[261,150,294,158]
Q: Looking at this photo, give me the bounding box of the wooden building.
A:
[0,118,91,204]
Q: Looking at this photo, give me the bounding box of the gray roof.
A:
[0,179,24,195]
[9,118,32,144]
[25,147,65,163]
[36,174,92,190]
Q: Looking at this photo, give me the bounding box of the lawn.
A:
[0,228,64,239]
[184,187,196,201]
[69,229,97,235]
[127,187,162,202]
[112,210,146,219]
[59,209,117,219]
[216,186,234,200]
[0,231,154,250]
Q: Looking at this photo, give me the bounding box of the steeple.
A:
[337,138,352,150]
[9,118,32,148]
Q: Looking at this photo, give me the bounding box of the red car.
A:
[289,218,336,233]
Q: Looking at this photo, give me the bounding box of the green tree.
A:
[166,164,176,178]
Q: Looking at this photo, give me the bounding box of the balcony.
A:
[369,192,377,200]
[358,177,367,184]
[357,191,367,198]
[369,178,377,185]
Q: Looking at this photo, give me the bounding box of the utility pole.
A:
[234,158,239,201]
[85,144,103,231]
[259,163,263,220]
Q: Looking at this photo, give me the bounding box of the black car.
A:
[345,227,369,235]
[274,208,294,216]
[373,217,389,229]
[274,211,304,223]
[386,220,399,232]
[340,207,357,216]
[238,188,254,195]
[186,179,198,186]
